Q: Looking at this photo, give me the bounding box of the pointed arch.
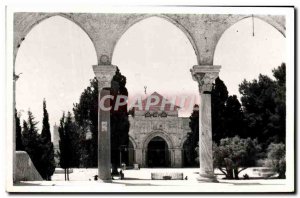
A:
[111,15,200,65]
[213,16,285,64]
[143,131,174,150]
[129,135,137,149]
[180,135,189,149]
[13,13,98,65]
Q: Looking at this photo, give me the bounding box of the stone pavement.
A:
[12,168,290,193]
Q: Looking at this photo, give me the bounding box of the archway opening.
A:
[213,17,285,98]
[112,16,199,117]
[15,15,97,133]
[127,139,135,167]
[147,136,170,167]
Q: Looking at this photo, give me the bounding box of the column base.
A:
[197,174,218,183]
[97,179,112,183]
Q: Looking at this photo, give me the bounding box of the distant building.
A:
[127,92,191,168]
[53,123,60,166]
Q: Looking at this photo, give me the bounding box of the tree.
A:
[39,99,56,180]
[263,143,286,179]
[187,78,245,166]
[15,109,24,151]
[58,113,69,180]
[185,105,199,166]
[213,136,261,179]
[110,67,130,174]
[73,78,99,167]
[65,112,81,168]
[223,95,246,138]
[58,111,81,180]
[73,67,130,171]
[187,77,246,166]
[22,110,44,179]
[239,63,286,147]
[211,77,228,143]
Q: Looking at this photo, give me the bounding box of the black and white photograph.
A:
[4,5,295,193]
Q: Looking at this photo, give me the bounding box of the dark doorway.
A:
[147,136,170,167]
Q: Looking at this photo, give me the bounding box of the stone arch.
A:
[111,14,200,65]
[250,15,285,37]
[143,131,174,167]
[180,134,193,167]
[142,131,175,150]
[180,135,189,149]
[212,15,285,63]
[13,13,98,65]
[129,135,137,149]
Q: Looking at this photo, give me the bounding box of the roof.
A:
[134,92,180,112]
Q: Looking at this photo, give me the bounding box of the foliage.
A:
[223,95,246,138]
[73,78,99,167]
[41,99,51,141]
[185,105,199,166]
[21,104,56,181]
[22,111,45,179]
[187,77,246,166]
[263,143,286,179]
[58,113,69,180]
[40,99,56,180]
[72,67,130,169]
[213,136,261,179]
[239,63,286,147]
[110,67,130,173]
[211,77,228,143]
[58,111,81,180]
[212,77,246,143]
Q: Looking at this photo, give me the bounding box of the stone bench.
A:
[54,168,73,174]
[151,172,183,180]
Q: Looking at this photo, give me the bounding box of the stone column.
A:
[93,64,116,182]
[190,65,221,182]
[174,148,183,168]
[135,148,143,167]
[142,149,147,167]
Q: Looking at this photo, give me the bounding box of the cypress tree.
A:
[110,67,130,174]
[40,99,56,180]
[41,99,51,140]
[65,112,80,168]
[58,113,69,180]
[211,77,229,143]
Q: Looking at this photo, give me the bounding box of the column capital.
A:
[93,65,117,90]
[190,65,221,93]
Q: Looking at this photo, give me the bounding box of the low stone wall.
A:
[14,151,43,182]
[151,172,183,180]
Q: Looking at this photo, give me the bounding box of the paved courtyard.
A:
[12,168,290,193]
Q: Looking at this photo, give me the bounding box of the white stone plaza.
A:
[14,168,289,193]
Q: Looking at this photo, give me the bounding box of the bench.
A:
[151,172,184,180]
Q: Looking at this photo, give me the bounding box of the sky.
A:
[15,15,285,132]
